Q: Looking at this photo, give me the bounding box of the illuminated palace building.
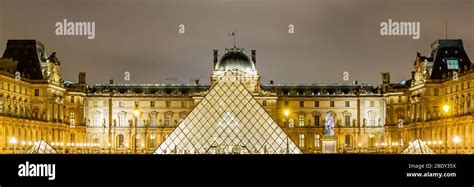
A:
[0,39,472,154]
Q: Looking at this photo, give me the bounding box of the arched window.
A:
[149,112,158,127]
[299,134,305,148]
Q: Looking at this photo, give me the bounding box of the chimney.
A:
[195,79,200,85]
[270,80,274,84]
[381,72,390,84]
[78,72,86,84]
[251,50,256,64]
[109,79,114,84]
[213,50,218,69]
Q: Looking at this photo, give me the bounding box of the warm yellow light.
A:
[443,105,450,114]
[284,109,290,117]
[358,143,362,147]
[453,136,461,144]
[9,137,17,145]
[133,109,140,117]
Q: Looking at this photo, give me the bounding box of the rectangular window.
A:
[119,116,125,127]
[315,115,320,126]
[34,89,39,96]
[181,101,186,108]
[299,101,304,108]
[166,101,171,108]
[119,101,124,107]
[345,135,351,147]
[299,134,305,148]
[315,101,319,107]
[92,114,99,126]
[434,88,439,96]
[135,101,139,107]
[284,101,289,107]
[330,101,335,107]
[93,101,98,107]
[70,134,75,143]
[69,112,75,126]
[370,116,375,125]
[345,101,350,107]
[150,101,155,107]
[262,100,267,107]
[314,134,320,148]
[370,101,375,107]
[150,115,156,126]
[345,115,350,126]
[398,96,402,103]
[165,115,171,125]
[298,115,305,127]
[70,96,75,103]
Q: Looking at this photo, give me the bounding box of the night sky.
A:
[0,0,472,85]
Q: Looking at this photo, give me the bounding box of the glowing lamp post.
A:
[453,136,461,154]
[284,109,290,127]
[9,137,18,154]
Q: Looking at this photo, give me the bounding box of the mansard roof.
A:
[429,39,472,79]
[1,40,46,80]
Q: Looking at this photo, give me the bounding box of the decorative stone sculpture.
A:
[324,112,334,136]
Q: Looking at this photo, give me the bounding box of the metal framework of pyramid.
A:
[26,139,57,154]
[154,70,301,154]
[401,139,435,154]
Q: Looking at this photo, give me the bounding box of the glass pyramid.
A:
[401,139,435,154]
[26,139,57,154]
[154,70,301,154]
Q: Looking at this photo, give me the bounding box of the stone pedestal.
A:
[322,135,337,153]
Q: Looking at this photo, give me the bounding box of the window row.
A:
[283,100,377,108]
[90,100,188,108]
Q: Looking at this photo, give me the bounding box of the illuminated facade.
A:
[0,39,472,154]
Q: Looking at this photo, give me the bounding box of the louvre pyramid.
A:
[154,70,301,154]
[401,139,435,154]
[26,139,57,154]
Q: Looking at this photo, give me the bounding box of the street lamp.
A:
[133,108,140,154]
[453,136,461,154]
[443,104,450,154]
[284,109,290,127]
[9,137,18,154]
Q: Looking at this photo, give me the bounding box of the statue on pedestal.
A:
[324,112,334,136]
